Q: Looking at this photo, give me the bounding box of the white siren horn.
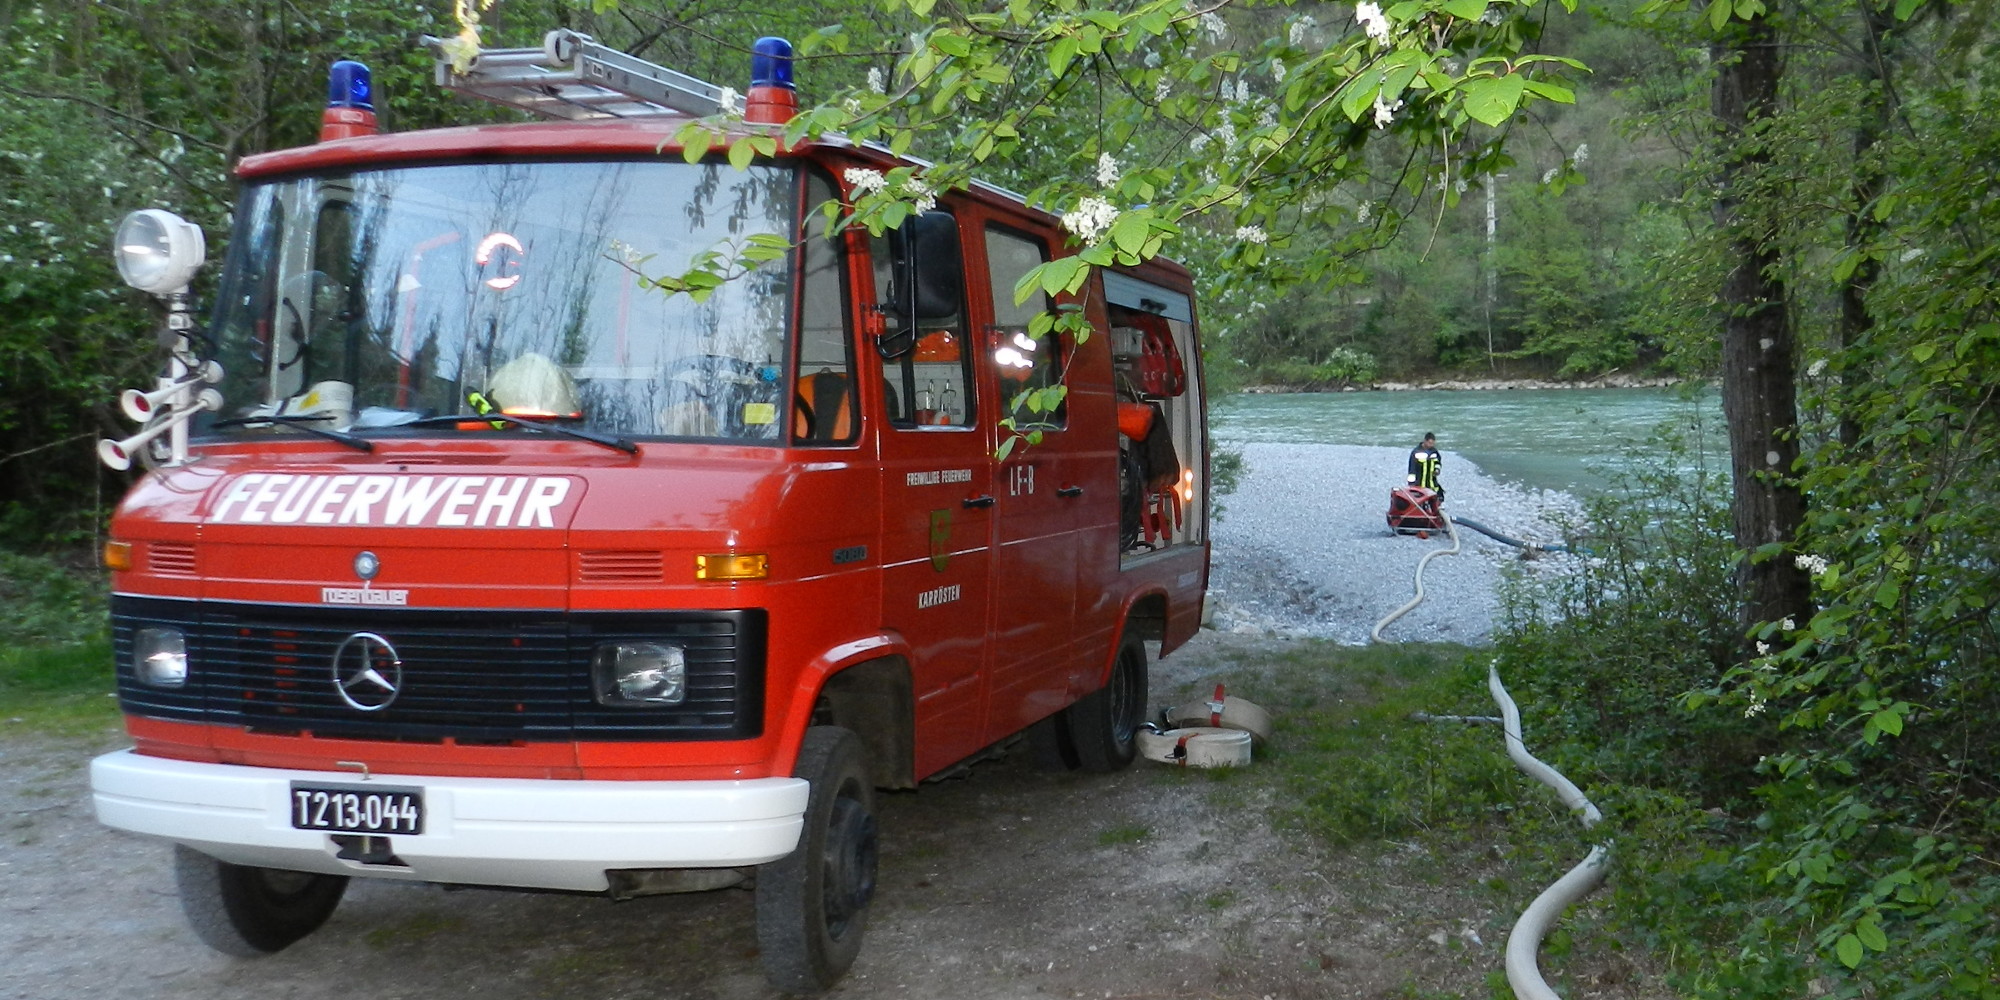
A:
[98,390,222,470]
[117,364,222,422]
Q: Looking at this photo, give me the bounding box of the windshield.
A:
[205,160,800,442]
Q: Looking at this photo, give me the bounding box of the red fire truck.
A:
[91,32,1208,992]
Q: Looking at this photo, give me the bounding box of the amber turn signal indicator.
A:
[103,541,133,572]
[695,553,768,581]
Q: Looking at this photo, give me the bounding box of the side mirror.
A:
[877,211,962,358]
[904,211,962,320]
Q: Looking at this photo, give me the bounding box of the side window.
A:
[792,172,857,443]
[984,226,1065,429]
[875,220,972,429]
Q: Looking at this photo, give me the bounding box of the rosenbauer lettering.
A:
[209,474,577,528]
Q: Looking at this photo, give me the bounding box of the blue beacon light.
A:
[749,38,795,91]
[328,60,374,109]
[320,60,378,141]
[744,37,798,125]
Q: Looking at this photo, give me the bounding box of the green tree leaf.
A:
[1836,933,1863,969]
[1461,75,1527,127]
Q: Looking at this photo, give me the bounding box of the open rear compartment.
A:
[1104,271,1205,563]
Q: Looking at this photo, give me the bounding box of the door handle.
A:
[1057,485,1084,498]
[962,494,996,509]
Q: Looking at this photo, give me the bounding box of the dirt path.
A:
[0,632,1599,1000]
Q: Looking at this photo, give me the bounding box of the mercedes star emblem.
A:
[353,550,380,581]
[331,631,403,712]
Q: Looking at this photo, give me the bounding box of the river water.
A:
[1212,386,1722,495]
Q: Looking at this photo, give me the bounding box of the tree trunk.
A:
[1712,13,1813,631]
[1836,0,1899,448]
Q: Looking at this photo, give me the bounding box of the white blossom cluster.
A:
[1199,11,1228,43]
[1372,94,1403,128]
[1795,553,1831,576]
[1234,225,1268,245]
[867,67,885,94]
[1061,196,1120,246]
[1289,14,1317,46]
[904,177,937,214]
[844,168,935,212]
[1096,153,1120,188]
[843,167,887,196]
[1355,2,1392,44]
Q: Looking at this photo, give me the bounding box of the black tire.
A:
[172,845,348,957]
[1065,632,1148,773]
[1025,710,1081,771]
[757,727,878,994]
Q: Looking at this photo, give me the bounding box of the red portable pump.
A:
[1387,485,1447,536]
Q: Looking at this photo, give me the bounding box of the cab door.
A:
[868,215,997,778]
[975,222,1084,744]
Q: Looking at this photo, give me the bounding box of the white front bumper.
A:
[91,750,808,892]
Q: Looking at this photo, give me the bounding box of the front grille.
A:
[111,596,764,743]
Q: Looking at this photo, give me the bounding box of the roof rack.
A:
[423,29,723,121]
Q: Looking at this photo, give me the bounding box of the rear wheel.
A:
[172,845,348,957]
[757,727,878,994]
[1065,632,1148,772]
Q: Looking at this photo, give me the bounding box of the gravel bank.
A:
[1208,443,1585,644]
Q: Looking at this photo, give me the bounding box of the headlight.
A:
[592,643,686,706]
[133,627,189,688]
[113,209,205,295]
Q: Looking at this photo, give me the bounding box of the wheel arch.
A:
[779,634,916,790]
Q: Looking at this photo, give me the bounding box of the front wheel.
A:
[757,727,878,994]
[172,845,348,957]
[1065,632,1149,772]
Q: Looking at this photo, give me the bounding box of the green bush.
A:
[0,551,107,648]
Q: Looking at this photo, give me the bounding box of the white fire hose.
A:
[1372,512,1607,1000]
[1370,513,1462,643]
[1487,663,1606,1000]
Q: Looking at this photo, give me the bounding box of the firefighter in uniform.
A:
[1407,432,1443,498]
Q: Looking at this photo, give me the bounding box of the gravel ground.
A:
[1208,443,1586,644]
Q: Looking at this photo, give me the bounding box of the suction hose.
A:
[1370,513,1461,643]
[1487,663,1607,1000]
[1452,515,1578,554]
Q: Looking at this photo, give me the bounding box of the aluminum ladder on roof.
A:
[422,28,724,121]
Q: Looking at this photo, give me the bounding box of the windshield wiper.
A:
[209,414,374,452]
[404,413,639,454]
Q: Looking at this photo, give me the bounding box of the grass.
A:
[1191,640,1528,843]
[0,637,119,738]
[0,550,118,739]
[1095,824,1151,847]
[1172,636,1655,995]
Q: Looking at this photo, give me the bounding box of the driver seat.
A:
[793,371,855,442]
